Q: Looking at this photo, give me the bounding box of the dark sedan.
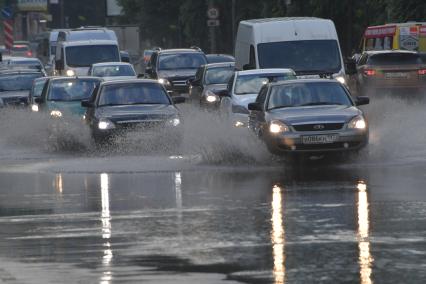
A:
[0,69,45,107]
[82,79,185,144]
[188,62,235,109]
[248,79,369,156]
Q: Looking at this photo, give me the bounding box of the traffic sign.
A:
[207,20,220,27]
[207,8,219,19]
[1,7,12,19]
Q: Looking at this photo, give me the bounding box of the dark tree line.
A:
[109,0,426,56]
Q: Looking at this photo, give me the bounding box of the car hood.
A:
[0,90,29,99]
[97,104,178,122]
[47,101,86,116]
[157,69,197,79]
[233,93,258,108]
[267,105,362,124]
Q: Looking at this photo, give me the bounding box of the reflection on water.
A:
[100,173,113,284]
[271,184,285,284]
[54,174,63,195]
[357,181,373,284]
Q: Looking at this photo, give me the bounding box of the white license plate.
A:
[302,134,338,144]
[385,72,408,78]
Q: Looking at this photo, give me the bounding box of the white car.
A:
[88,62,137,81]
[220,68,296,128]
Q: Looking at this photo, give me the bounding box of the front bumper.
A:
[264,129,368,154]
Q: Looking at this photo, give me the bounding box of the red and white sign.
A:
[365,25,396,38]
[3,19,14,50]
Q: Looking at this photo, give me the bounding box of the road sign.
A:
[400,36,418,51]
[207,7,219,19]
[3,19,14,49]
[207,20,220,27]
[1,7,12,19]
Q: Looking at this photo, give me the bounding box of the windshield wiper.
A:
[299,102,344,106]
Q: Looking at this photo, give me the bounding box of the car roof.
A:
[236,68,295,76]
[205,62,235,69]
[100,79,159,86]
[61,40,118,47]
[157,48,204,54]
[0,69,44,75]
[363,50,418,55]
[48,76,102,82]
[268,78,341,87]
[91,62,133,67]
[8,57,41,62]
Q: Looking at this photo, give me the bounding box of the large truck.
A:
[234,17,348,84]
[53,27,120,76]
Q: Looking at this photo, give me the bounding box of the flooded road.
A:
[1,98,426,283]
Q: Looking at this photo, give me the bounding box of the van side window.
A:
[249,45,256,69]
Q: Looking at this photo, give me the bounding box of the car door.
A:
[249,85,268,136]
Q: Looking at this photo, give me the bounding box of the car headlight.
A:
[50,110,62,118]
[234,120,246,128]
[335,76,346,85]
[98,118,115,130]
[269,120,290,134]
[167,116,181,127]
[31,104,39,112]
[66,69,75,77]
[348,115,367,129]
[158,78,171,86]
[204,90,219,103]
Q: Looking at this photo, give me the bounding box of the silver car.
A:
[248,79,369,155]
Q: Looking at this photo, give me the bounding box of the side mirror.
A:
[172,96,186,104]
[34,97,43,104]
[120,51,130,63]
[186,78,195,86]
[137,73,145,78]
[243,63,254,70]
[248,102,262,111]
[355,96,369,106]
[217,89,230,97]
[345,58,357,75]
[55,59,64,70]
[81,100,94,108]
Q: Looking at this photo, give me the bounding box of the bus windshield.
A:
[65,45,120,67]
[257,40,342,74]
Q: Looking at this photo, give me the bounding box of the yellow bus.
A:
[362,22,426,53]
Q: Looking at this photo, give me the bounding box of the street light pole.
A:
[60,0,64,28]
[232,0,236,53]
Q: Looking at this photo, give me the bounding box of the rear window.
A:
[368,53,421,65]
[12,45,29,52]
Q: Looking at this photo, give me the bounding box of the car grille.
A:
[116,120,165,130]
[279,141,362,151]
[171,80,188,87]
[292,123,344,132]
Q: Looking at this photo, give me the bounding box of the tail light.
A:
[364,69,376,76]
[26,51,32,57]
[418,69,426,75]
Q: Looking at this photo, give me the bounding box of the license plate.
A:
[302,134,338,144]
[385,72,408,78]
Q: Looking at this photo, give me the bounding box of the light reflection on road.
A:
[271,184,285,284]
[100,173,113,284]
[357,181,373,284]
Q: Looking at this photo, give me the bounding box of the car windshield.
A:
[257,40,342,74]
[48,79,99,101]
[10,61,42,69]
[206,55,235,64]
[235,73,296,95]
[92,65,136,77]
[268,82,352,109]
[32,79,48,97]
[368,53,421,65]
[158,53,207,70]
[0,74,43,91]
[98,83,170,106]
[65,45,120,67]
[204,66,235,85]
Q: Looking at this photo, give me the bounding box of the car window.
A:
[92,65,136,77]
[48,79,100,101]
[267,82,352,109]
[32,79,48,97]
[234,73,296,95]
[368,53,421,65]
[204,66,234,85]
[256,85,268,106]
[98,83,170,106]
[194,66,204,82]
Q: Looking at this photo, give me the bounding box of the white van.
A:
[235,17,347,83]
[54,28,120,76]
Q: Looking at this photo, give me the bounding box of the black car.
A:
[248,79,369,156]
[188,62,235,109]
[144,47,208,95]
[206,54,235,64]
[29,77,49,112]
[0,69,45,107]
[81,79,185,144]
